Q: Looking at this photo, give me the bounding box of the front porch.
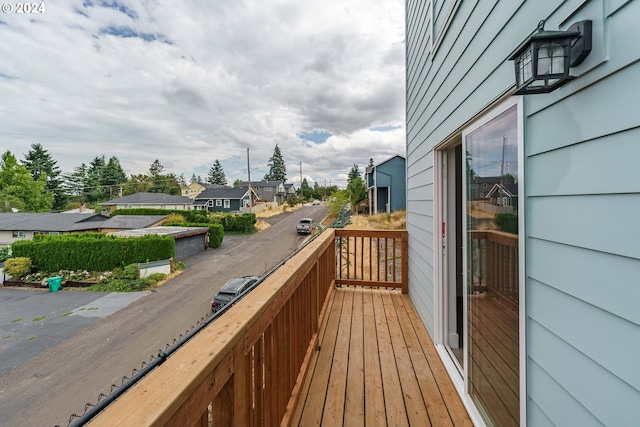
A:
[86,229,472,427]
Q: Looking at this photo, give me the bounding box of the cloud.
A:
[0,0,405,188]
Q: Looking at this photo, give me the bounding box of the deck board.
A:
[293,286,473,427]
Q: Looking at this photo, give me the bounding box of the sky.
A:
[0,0,406,188]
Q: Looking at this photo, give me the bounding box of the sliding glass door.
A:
[464,105,520,426]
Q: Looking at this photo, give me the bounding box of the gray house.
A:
[0,213,166,246]
[193,186,256,213]
[365,154,406,214]
[100,192,193,213]
[406,1,638,426]
[235,180,286,203]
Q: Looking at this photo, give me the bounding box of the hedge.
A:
[164,221,224,248]
[111,208,256,233]
[11,233,175,272]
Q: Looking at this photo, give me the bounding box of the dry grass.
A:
[254,220,271,232]
[345,210,406,230]
[255,203,302,218]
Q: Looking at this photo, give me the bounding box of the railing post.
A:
[401,232,408,294]
[232,341,250,427]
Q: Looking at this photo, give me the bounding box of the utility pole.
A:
[247,147,253,209]
[299,162,303,196]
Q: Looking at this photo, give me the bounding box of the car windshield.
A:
[220,278,248,292]
[299,219,312,225]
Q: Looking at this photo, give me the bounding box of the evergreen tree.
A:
[145,160,180,195]
[208,159,227,185]
[368,158,375,167]
[22,143,66,210]
[86,156,107,202]
[61,163,89,201]
[0,151,53,212]
[264,144,287,182]
[102,156,127,198]
[347,164,361,185]
[300,178,313,200]
[190,173,199,184]
[124,174,152,195]
[149,159,165,178]
[233,178,243,187]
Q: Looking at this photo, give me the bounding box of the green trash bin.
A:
[47,276,63,292]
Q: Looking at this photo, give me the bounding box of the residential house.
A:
[283,183,297,201]
[181,182,206,199]
[193,186,257,213]
[365,154,406,214]
[406,1,639,426]
[235,180,286,203]
[100,192,193,213]
[0,213,166,246]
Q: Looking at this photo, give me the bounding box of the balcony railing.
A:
[468,230,519,304]
[87,229,409,427]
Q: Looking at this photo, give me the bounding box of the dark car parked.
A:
[211,275,260,313]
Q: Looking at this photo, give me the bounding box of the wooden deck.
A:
[292,286,473,427]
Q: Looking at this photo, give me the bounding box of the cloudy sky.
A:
[0,0,405,188]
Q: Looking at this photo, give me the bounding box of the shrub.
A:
[11,234,174,272]
[287,196,301,207]
[209,224,224,248]
[3,257,32,278]
[0,246,10,262]
[165,213,187,223]
[494,213,518,234]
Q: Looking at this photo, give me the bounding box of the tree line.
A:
[0,143,292,213]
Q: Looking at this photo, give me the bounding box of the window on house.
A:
[12,231,26,238]
[216,200,222,206]
[224,200,230,208]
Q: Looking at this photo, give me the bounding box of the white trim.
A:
[436,344,488,427]
[462,96,525,424]
[516,96,527,427]
[434,96,525,426]
[430,0,462,55]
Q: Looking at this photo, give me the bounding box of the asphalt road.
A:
[0,205,327,427]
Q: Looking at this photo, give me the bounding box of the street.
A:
[0,205,327,427]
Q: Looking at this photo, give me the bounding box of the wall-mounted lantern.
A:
[509,20,592,95]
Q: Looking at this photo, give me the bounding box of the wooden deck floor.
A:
[292,286,473,427]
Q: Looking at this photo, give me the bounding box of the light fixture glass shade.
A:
[508,20,592,95]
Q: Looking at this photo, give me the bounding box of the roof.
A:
[0,213,107,232]
[100,192,193,206]
[235,180,282,188]
[196,186,252,200]
[97,215,167,230]
[375,154,406,168]
[0,213,166,232]
[108,226,209,239]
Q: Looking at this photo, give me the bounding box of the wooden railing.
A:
[87,230,335,427]
[468,230,519,304]
[87,228,408,427]
[334,229,408,293]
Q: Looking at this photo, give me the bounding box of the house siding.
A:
[376,156,407,212]
[406,0,640,425]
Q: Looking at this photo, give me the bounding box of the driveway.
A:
[0,289,147,375]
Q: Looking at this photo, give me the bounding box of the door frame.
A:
[433,95,526,426]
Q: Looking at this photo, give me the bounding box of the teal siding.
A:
[375,156,406,212]
[407,0,640,424]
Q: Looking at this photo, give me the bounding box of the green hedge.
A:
[111,208,256,233]
[11,233,175,272]
[494,213,518,234]
[164,222,224,248]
